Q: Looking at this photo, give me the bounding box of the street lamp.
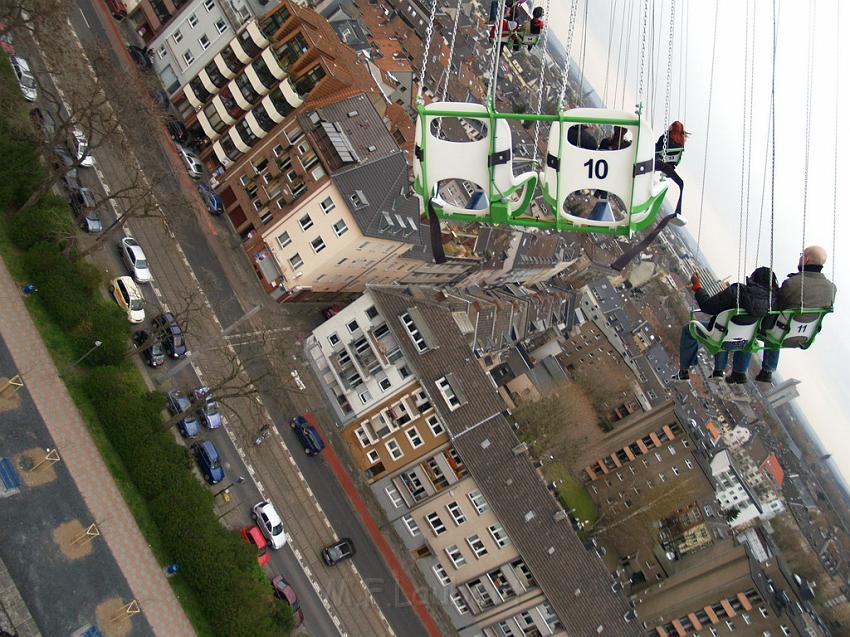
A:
[60,340,102,376]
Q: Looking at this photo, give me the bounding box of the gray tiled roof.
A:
[331,152,425,245]
[368,285,641,637]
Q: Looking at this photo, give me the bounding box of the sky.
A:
[545,0,849,485]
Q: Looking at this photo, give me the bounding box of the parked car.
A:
[109,276,145,323]
[119,236,153,283]
[133,330,165,367]
[190,387,221,429]
[252,501,286,549]
[29,107,55,143]
[321,538,355,566]
[290,415,325,456]
[11,56,36,101]
[127,45,152,69]
[192,439,224,484]
[240,526,270,566]
[52,145,75,172]
[166,119,189,144]
[272,576,304,627]
[322,304,342,320]
[0,23,15,55]
[166,390,201,437]
[197,183,223,215]
[69,126,94,168]
[152,312,187,358]
[69,187,103,233]
[104,0,128,20]
[177,146,204,179]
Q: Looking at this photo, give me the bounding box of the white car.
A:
[109,276,145,323]
[252,501,286,549]
[177,146,204,179]
[11,56,36,101]
[119,236,152,283]
[70,126,94,168]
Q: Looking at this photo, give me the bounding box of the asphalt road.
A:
[55,3,430,635]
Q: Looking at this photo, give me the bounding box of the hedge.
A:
[0,56,292,635]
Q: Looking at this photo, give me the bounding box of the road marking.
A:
[222,305,262,334]
[77,7,90,29]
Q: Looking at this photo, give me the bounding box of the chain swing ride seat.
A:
[759,307,832,350]
[687,308,761,356]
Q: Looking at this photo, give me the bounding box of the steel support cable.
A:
[578,0,589,107]
[799,0,817,306]
[768,0,778,311]
[736,0,751,310]
[488,0,508,104]
[417,0,439,101]
[603,0,619,105]
[695,0,721,258]
[618,0,634,110]
[832,0,840,283]
[531,0,553,165]
[556,0,580,110]
[660,0,676,173]
[435,0,463,139]
[743,0,757,272]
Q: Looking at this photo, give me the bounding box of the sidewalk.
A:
[0,258,195,637]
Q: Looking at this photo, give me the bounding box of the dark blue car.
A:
[290,415,325,456]
[197,183,223,215]
[166,390,200,437]
[192,439,224,484]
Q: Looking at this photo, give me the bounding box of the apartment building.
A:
[130,0,272,43]
[633,540,829,636]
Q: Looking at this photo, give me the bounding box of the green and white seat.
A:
[688,309,761,356]
[760,308,832,350]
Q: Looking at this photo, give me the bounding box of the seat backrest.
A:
[542,107,660,229]
[761,309,830,350]
[689,309,759,354]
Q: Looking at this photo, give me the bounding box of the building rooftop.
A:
[369,285,640,637]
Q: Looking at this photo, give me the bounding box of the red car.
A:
[322,304,342,320]
[240,525,270,566]
[272,576,304,627]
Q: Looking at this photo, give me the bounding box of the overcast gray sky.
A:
[546,0,848,483]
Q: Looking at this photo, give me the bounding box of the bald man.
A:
[729,245,837,384]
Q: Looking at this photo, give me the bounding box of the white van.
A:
[69,126,94,167]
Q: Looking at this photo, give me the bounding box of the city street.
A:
[14,2,435,636]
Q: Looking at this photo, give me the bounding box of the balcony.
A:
[212,134,241,166]
[260,6,291,40]
[232,22,266,62]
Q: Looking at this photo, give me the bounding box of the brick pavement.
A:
[0,257,195,637]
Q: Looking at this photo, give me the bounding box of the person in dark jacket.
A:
[655,120,688,217]
[672,267,778,382]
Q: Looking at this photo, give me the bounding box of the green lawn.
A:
[544,462,598,525]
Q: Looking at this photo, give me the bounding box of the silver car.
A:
[119,236,152,283]
[178,146,204,179]
[11,56,36,101]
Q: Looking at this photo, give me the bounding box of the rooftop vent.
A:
[553,510,568,522]
[347,110,359,117]
[574,588,581,597]
[597,626,605,634]
[512,442,528,456]
[367,145,377,152]
[480,438,491,449]
[524,510,535,523]
[308,111,321,124]
[547,546,555,555]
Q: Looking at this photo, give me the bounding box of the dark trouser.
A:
[658,162,684,216]
[732,349,780,373]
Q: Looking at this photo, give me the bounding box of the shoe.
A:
[755,369,773,383]
[725,371,747,385]
[671,370,690,382]
[710,370,725,379]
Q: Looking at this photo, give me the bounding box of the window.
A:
[379,378,392,391]
[289,253,303,269]
[272,144,284,157]
[157,45,167,59]
[183,49,195,65]
[432,563,450,586]
[299,214,313,231]
[366,449,380,464]
[328,334,341,348]
[468,490,488,514]
[347,320,359,333]
[366,305,379,319]
[187,13,198,27]
[445,544,466,569]
[199,34,210,50]
[451,592,469,614]
[203,0,215,10]
[310,236,326,254]
[436,376,461,411]
[385,486,403,508]
[466,535,488,558]
[173,29,183,43]
[332,219,348,237]
[276,231,291,248]
[215,19,227,34]
[320,196,335,214]
[400,312,428,351]
[350,190,368,207]
[385,439,403,461]
[426,512,446,535]
[405,427,424,449]
[402,514,420,537]
[285,125,304,144]
[426,415,444,436]
[446,501,466,525]
[399,365,412,379]
[488,524,511,548]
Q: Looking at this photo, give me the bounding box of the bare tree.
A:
[571,356,635,412]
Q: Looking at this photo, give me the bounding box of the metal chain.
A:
[832,0,840,284]
[418,0,439,100]
[602,0,618,105]
[532,0,553,165]
[660,0,676,165]
[439,0,463,101]
[800,0,817,307]
[556,0,580,109]
[768,0,778,311]
[736,0,750,311]
[743,0,756,271]
[487,0,508,103]
[636,0,649,108]
[695,0,720,257]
